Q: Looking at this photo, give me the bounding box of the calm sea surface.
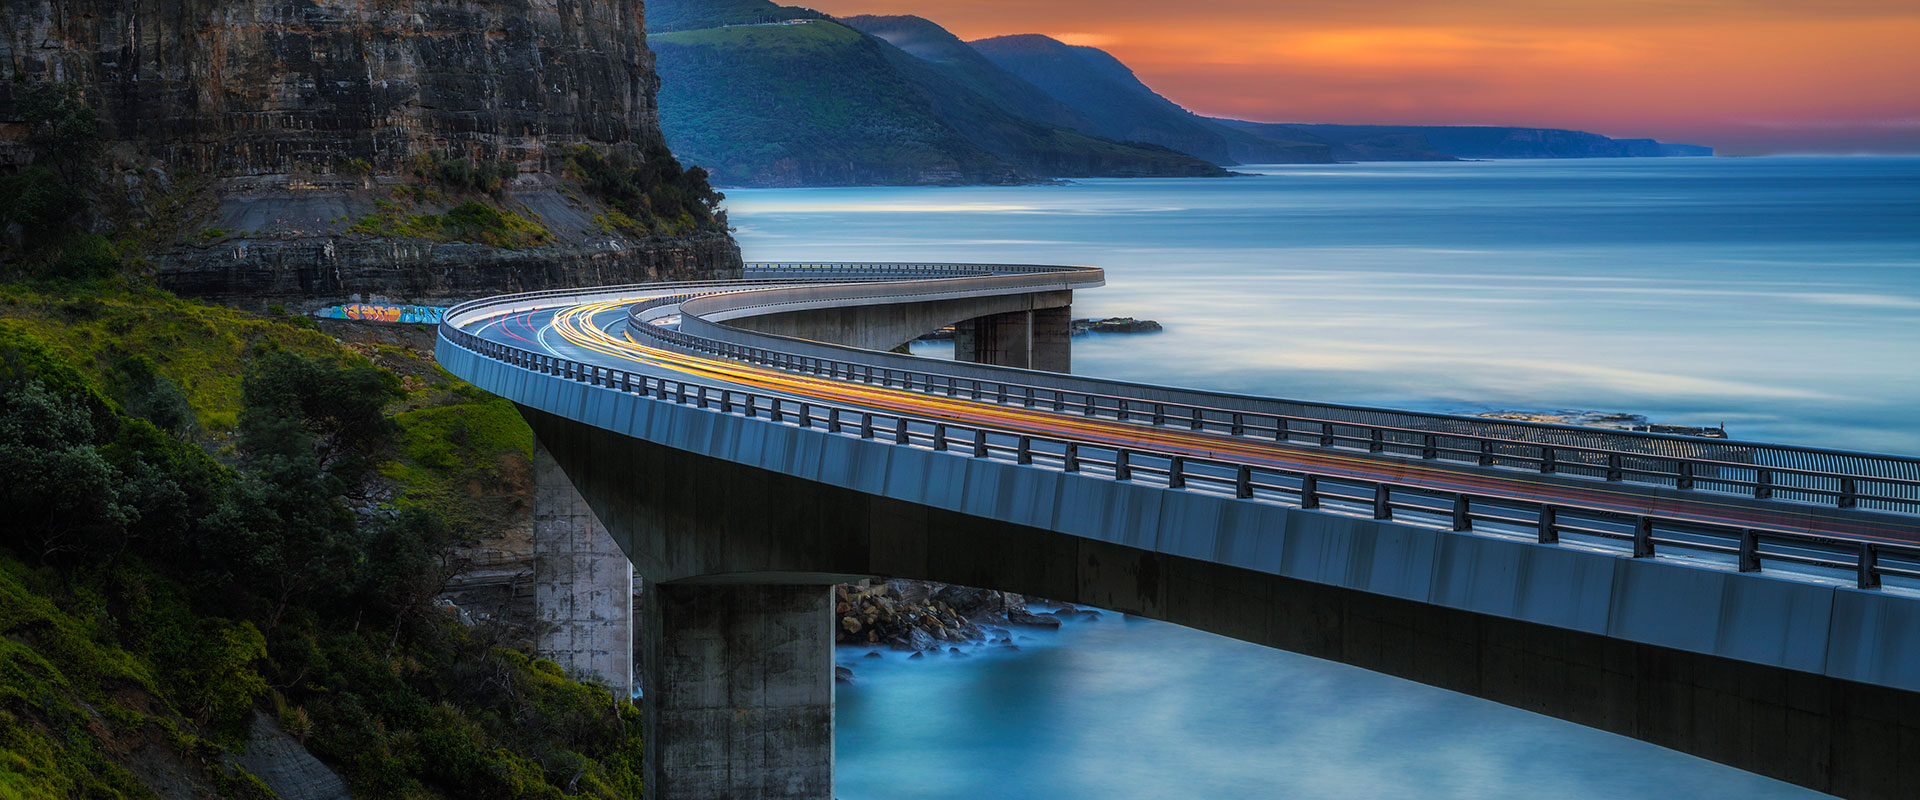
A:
[723,157,1919,799]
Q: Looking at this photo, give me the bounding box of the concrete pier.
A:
[532,443,633,698]
[641,582,835,800]
[953,306,1071,372]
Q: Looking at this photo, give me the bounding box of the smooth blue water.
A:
[837,618,1831,800]
[721,157,1918,799]
[729,157,1920,454]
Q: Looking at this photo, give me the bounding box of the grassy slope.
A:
[0,284,342,432]
[0,281,628,798]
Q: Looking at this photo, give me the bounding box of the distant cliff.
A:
[968,34,1331,166]
[646,0,1233,187]
[0,0,742,307]
[1235,123,1715,160]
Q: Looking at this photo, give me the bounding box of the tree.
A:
[18,81,101,182]
[200,350,403,624]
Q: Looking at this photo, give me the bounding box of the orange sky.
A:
[804,0,1920,154]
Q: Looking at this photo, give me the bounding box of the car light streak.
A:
[470,296,1918,547]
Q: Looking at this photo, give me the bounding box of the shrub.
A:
[409,153,520,194]
[565,144,727,236]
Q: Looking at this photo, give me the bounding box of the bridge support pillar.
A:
[953,305,1071,372]
[532,442,633,698]
[641,582,834,800]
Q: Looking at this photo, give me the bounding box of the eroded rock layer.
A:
[0,0,743,303]
[1,0,659,174]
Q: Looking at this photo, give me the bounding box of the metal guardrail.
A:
[438,296,1920,591]
[622,272,1920,517]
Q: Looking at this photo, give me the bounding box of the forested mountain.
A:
[648,0,1237,186]
[968,34,1331,166]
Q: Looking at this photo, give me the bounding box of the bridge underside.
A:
[723,289,1072,370]
[523,406,1920,800]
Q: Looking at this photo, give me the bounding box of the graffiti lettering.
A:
[315,304,447,325]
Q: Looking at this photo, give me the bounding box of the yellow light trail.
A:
[507,297,1918,545]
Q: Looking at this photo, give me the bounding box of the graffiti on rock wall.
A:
[316,304,447,324]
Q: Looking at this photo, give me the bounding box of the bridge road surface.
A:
[458,291,1920,555]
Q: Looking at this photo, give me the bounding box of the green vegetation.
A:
[350,198,554,249]
[565,144,727,236]
[652,21,1014,186]
[0,77,679,799]
[649,14,1224,186]
[0,82,127,282]
[409,152,521,195]
[0,286,343,430]
[0,279,643,796]
[384,383,535,535]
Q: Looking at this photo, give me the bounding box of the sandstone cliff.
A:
[0,0,742,303]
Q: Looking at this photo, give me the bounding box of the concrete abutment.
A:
[532,442,633,698]
[640,582,836,800]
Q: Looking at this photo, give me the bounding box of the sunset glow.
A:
[808,0,1920,154]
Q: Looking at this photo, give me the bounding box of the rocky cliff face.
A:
[1,0,659,174]
[0,0,742,302]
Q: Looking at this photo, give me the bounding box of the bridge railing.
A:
[438,316,1920,592]
[623,291,1920,517]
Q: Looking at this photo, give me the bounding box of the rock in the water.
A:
[888,626,937,652]
[1007,608,1063,628]
[1071,317,1163,336]
[834,665,856,684]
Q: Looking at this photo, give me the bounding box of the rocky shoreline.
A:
[833,579,1099,682]
[915,316,1162,342]
[1472,409,1729,438]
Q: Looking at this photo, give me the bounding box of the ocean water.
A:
[728,156,1920,455]
[721,157,1918,799]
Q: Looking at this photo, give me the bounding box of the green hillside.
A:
[652,21,1021,186]
[969,34,1332,166]
[0,94,646,794]
[0,281,643,798]
[842,15,1095,132]
[863,30,1229,179]
[651,18,1227,186]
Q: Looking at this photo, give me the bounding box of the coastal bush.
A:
[410,152,521,195]
[0,83,128,282]
[17,81,100,183]
[0,285,647,798]
[564,143,727,236]
[349,200,553,248]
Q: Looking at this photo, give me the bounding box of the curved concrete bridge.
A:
[437,263,1920,800]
